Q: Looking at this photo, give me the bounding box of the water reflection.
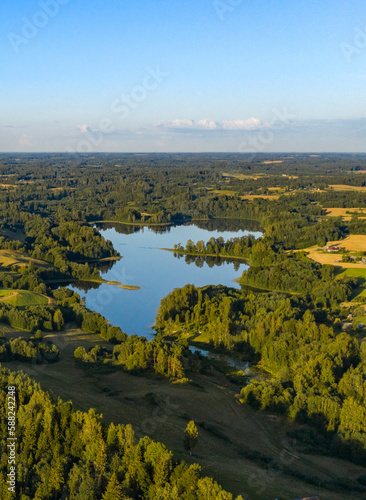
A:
[176,253,243,271]
[193,218,261,233]
[95,218,262,236]
[70,220,262,338]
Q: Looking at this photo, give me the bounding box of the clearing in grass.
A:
[323,207,366,219]
[329,184,366,192]
[0,289,49,307]
[0,250,51,269]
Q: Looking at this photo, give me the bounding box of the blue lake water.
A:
[71,222,261,339]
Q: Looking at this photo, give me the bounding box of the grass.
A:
[329,184,366,191]
[211,189,238,196]
[1,227,27,243]
[222,172,267,180]
[0,289,50,307]
[324,207,366,220]
[326,235,366,252]
[355,315,366,324]
[2,324,364,499]
[118,284,141,290]
[240,194,280,200]
[304,236,366,268]
[0,250,51,269]
[339,268,366,298]
[306,251,365,268]
[82,278,141,290]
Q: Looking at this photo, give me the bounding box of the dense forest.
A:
[156,280,366,463]
[0,153,366,498]
[0,152,365,257]
[0,367,243,499]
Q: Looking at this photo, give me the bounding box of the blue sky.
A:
[1,0,366,152]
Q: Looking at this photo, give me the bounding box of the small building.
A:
[326,246,339,252]
[293,497,320,500]
[341,322,353,332]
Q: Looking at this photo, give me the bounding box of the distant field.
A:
[340,268,366,279]
[324,207,366,219]
[0,289,49,307]
[211,188,282,200]
[306,251,362,267]
[338,268,366,298]
[0,250,50,269]
[1,227,27,242]
[211,189,238,197]
[240,194,280,200]
[326,235,366,252]
[304,236,366,269]
[329,184,366,192]
[222,172,266,180]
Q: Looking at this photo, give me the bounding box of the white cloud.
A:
[222,118,269,130]
[78,124,91,134]
[155,119,194,129]
[18,134,33,147]
[155,118,268,131]
[196,119,218,130]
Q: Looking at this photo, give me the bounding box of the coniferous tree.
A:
[184,421,198,456]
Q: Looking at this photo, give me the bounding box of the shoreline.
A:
[89,216,262,228]
[160,247,250,261]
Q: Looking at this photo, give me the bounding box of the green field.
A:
[3,325,362,500]
[0,249,51,269]
[339,268,366,297]
[0,289,49,307]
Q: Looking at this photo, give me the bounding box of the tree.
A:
[102,473,124,500]
[53,309,64,331]
[184,421,198,455]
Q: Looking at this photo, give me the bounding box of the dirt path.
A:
[0,292,19,302]
[4,327,365,500]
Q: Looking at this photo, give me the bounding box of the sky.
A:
[1,0,366,153]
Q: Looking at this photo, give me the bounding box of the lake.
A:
[71,220,261,340]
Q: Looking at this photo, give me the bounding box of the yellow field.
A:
[305,235,366,268]
[329,184,366,192]
[0,250,51,269]
[240,194,279,200]
[326,235,366,252]
[324,207,366,219]
[307,251,366,268]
